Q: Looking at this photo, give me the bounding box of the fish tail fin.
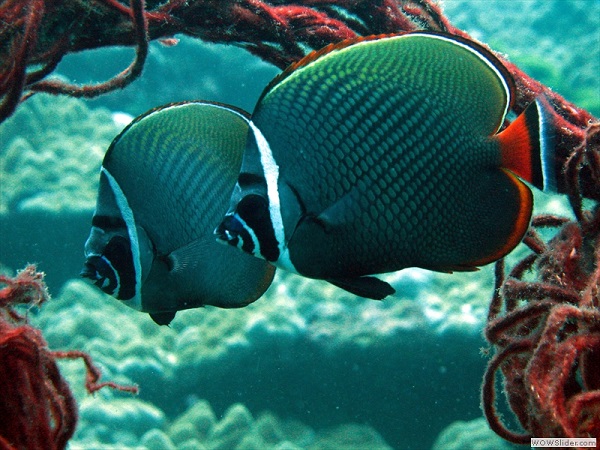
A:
[496,96,557,192]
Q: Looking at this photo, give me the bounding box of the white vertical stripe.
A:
[100,254,121,294]
[232,213,261,256]
[101,167,143,310]
[536,98,556,192]
[248,121,297,273]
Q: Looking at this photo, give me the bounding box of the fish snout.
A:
[80,255,119,296]
[80,260,100,281]
[214,214,242,248]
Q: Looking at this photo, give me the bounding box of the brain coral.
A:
[432,417,519,450]
[35,271,492,448]
[68,394,392,449]
[0,94,121,214]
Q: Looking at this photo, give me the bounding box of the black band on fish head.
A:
[81,235,137,300]
[91,215,127,230]
[81,255,119,296]
[216,194,280,262]
[215,213,253,252]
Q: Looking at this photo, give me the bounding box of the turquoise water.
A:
[0,1,597,448]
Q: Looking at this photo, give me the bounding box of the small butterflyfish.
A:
[214,31,557,300]
[82,101,275,325]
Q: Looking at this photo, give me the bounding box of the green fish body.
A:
[216,32,556,299]
[82,101,275,324]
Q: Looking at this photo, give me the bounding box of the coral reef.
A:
[0,1,597,448]
[0,94,120,214]
[34,270,491,448]
[0,94,123,293]
[71,398,392,449]
[432,417,519,450]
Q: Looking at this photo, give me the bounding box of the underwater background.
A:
[0,0,598,449]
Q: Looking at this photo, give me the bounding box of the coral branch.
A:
[0,0,44,123]
[52,350,140,395]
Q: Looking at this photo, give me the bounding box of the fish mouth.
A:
[80,256,118,295]
[80,260,101,281]
[214,215,241,247]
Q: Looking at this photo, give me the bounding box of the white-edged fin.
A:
[267,33,512,135]
[101,167,143,310]
[248,120,298,273]
[407,32,513,132]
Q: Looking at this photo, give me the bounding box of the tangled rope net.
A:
[0,266,138,449]
[483,123,600,444]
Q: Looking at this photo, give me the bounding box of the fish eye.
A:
[237,194,268,222]
[228,215,246,235]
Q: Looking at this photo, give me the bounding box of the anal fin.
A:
[427,264,481,274]
[149,311,176,326]
[327,276,395,300]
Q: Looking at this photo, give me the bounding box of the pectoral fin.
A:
[315,188,362,231]
[166,239,212,273]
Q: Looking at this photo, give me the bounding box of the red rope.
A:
[0,266,138,450]
[482,137,600,443]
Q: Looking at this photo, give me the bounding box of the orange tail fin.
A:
[496,97,556,192]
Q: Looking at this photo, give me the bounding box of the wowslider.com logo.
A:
[531,438,597,448]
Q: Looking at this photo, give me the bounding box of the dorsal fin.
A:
[255,33,396,106]
[421,31,516,113]
[104,100,250,163]
[254,31,516,131]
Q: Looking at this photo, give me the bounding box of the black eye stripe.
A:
[238,172,266,188]
[92,215,127,230]
[236,196,279,262]
[238,194,268,219]
[104,236,136,300]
